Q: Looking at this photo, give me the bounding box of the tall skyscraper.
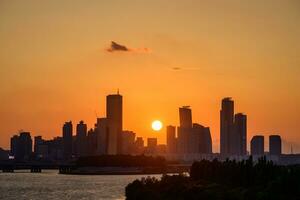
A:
[166,125,177,154]
[220,97,234,156]
[96,118,108,155]
[269,135,282,156]
[10,135,19,158]
[232,113,247,156]
[191,124,213,154]
[179,106,192,128]
[63,121,73,159]
[76,120,87,157]
[178,106,193,154]
[106,93,123,155]
[250,135,264,156]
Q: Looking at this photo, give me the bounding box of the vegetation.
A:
[126,157,300,200]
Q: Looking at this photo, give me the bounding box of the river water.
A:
[0,170,161,200]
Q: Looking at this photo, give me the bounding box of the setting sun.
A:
[151,120,163,131]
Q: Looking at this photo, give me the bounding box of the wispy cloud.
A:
[170,67,201,71]
[106,41,150,53]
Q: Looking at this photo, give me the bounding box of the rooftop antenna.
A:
[291,145,294,154]
[117,88,119,95]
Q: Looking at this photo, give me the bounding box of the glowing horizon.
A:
[0,0,300,153]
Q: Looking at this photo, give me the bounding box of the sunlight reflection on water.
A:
[0,170,162,200]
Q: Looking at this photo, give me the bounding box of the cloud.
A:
[106,41,150,53]
[170,67,200,71]
[107,41,129,52]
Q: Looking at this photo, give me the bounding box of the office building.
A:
[166,125,177,154]
[220,97,234,156]
[121,130,136,155]
[251,135,264,156]
[106,93,123,155]
[269,135,282,156]
[178,106,193,154]
[96,118,108,155]
[63,121,73,159]
[76,120,87,157]
[232,113,247,156]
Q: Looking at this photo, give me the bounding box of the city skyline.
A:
[1,1,300,153]
[4,93,290,156]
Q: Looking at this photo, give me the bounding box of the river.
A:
[0,170,161,200]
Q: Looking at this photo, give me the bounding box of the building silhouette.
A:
[251,135,264,156]
[191,123,212,154]
[106,93,123,155]
[220,97,234,156]
[147,138,157,154]
[10,132,32,161]
[232,113,247,156]
[63,121,73,159]
[96,118,108,155]
[135,137,144,154]
[178,106,193,154]
[87,128,97,156]
[121,131,136,155]
[76,120,87,157]
[269,135,282,156]
[166,125,177,154]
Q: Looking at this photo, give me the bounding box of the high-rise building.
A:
[76,120,87,157]
[96,118,108,155]
[250,135,264,156]
[11,132,32,161]
[269,135,282,156]
[147,138,157,154]
[178,106,193,154]
[191,124,213,154]
[106,93,123,155]
[135,137,144,154]
[203,127,213,154]
[87,128,97,156]
[63,121,73,159]
[34,136,43,152]
[121,131,136,155]
[220,97,234,156]
[232,113,247,156]
[10,135,19,158]
[166,125,177,154]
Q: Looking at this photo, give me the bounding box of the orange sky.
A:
[0,0,299,153]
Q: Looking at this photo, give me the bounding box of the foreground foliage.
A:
[126,157,300,200]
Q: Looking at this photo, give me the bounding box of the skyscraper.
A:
[106,93,123,155]
[76,120,87,157]
[269,135,282,156]
[63,121,73,159]
[191,123,213,154]
[166,125,177,154]
[251,135,264,156]
[178,106,193,154]
[179,106,192,128]
[220,97,234,156]
[10,132,32,161]
[232,113,247,156]
[10,135,19,158]
[96,118,108,155]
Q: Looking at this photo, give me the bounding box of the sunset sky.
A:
[0,0,299,153]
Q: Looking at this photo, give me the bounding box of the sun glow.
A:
[151,120,163,131]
